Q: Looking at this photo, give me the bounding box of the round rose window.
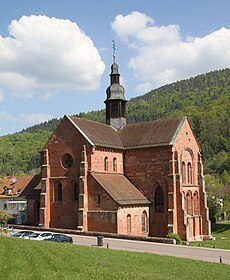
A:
[62,154,73,169]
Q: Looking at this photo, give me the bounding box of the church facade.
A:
[38,53,211,241]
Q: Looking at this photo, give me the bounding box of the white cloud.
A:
[0,89,4,102]
[0,15,105,98]
[18,113,53,124]
[112,12,230,93]
[0,111,53,124]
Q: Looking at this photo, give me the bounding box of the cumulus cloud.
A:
[112,12,230,93]
[0,15,105,98]
[0,111,53,124]
[0,89,4,102]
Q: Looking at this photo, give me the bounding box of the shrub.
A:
[166,233,182,245]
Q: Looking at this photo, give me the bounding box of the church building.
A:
[38,46,211,241]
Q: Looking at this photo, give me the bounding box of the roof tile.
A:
[90,172,150,205]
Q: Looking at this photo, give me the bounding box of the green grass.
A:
[190,222,230,250]
[0,236,229,280]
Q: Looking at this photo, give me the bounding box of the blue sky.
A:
[0,0,230,136]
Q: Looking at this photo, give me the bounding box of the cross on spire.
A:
[112,40,116,63]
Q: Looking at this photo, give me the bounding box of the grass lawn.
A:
[189,222,230,250]
[0,236,229,280]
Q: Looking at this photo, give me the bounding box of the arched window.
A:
[182,161,186,184]
[73,182,79,201]
[141,211,148,233]
[113,157,117,172]
[193,191,199,215]
[186,191,192,215]
[54,182,62,202]
[187,162,192,184]
[155,186,164,212]
[127,214,131,234]
[104,157,108,171]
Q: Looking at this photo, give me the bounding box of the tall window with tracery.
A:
[155,186,164,212]
[186,191,192,215]
[193,191,199,215]
[73,181,79,201]
[54,182,62,202]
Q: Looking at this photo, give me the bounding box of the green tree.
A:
[0,211,12,227]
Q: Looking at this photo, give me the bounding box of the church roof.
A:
[67,115,185,150]
[67,116,124,149]
[119,117,185,149]
[90,172,150,206]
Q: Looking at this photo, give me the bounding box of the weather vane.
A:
[112,40,116,63]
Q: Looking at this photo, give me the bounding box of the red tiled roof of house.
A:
[90,172,150,206]
[20,174,41,198]
[0,175,34,198]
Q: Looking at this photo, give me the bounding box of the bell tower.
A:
[105,41,127,130]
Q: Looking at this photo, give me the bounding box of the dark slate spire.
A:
[105,41,127,130]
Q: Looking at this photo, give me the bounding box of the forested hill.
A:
[0,68,229,184]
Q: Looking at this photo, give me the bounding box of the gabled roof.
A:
[20,174,41,198]
[119,117,185,149]
[90,172,150,206]
[67,115,124,149]
[66,115,186,150]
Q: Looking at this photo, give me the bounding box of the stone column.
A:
[39,149,51,228]
[78,145,88,231]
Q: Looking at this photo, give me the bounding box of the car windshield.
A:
[23,232,34,236]
[13,232,23,237]
[28,233,40,238]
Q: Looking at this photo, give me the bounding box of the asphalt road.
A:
[70,234,230,265]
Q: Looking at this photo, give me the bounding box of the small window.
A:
[127,214,131,234]
[96,194,101,205]
[62,154,73,169]
[155,186,164,213]
[113,157,117,172]
[104,157,108,171]
[142,211,148,233]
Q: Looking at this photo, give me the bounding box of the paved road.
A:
[70,234,230,265]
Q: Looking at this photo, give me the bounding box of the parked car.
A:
[46,234,73,243]
[11,231,34,238]
[24,232,53,240]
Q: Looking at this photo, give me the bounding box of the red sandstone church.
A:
[35,51,211,241]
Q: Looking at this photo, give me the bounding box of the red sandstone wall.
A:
[173,119,210,240]
[27,199,39,226]
[43,116,91,229]
[87,211,117,233]
[117,206,149,236]
[91,148,124,173]
[124,146,171,237]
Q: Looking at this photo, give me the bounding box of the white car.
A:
[24,232,53,240]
